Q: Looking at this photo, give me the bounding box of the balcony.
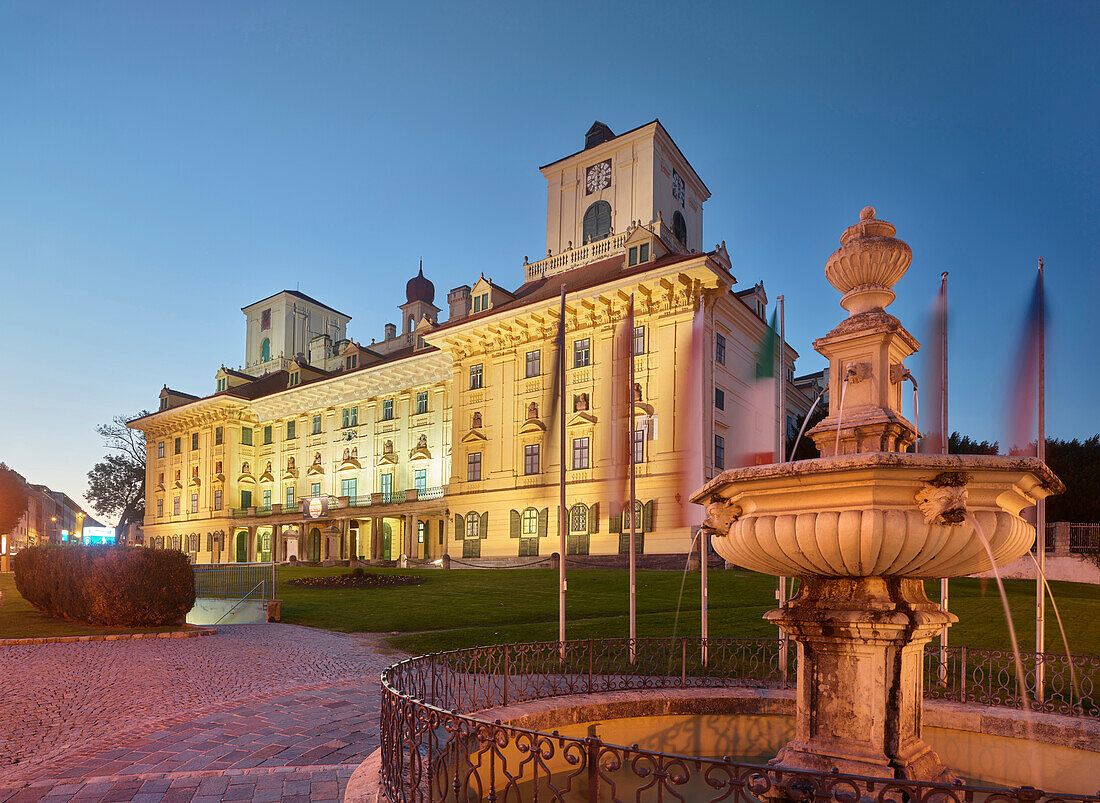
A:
[524,231,630,281]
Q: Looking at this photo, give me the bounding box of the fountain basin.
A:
[693,452,1063,579]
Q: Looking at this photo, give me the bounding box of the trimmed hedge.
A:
[13,544,196,626]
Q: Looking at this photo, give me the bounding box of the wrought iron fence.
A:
[381,637,1099,803]
[192,562,276,600]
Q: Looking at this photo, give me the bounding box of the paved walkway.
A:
[0,625,401,802]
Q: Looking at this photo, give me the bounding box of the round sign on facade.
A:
[308,498,323,518]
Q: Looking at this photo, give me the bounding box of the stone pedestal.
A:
[766,577,956,782]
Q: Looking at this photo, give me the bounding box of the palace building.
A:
[129,120,816,565]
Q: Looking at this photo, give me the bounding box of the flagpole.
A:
[939,272,949,665]
[628,295,637,661]
[1036,259,1046,701]
[558,285,567,649]
[776,296,788,678]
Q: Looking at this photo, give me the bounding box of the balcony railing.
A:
[524,231,631,281]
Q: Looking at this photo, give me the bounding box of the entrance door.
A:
[382,522,392,560]
[308,527,322,562]
[349,526,358,560]
[235,530,248,562]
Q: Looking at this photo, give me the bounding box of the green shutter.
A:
[588,502,599,534]
[510,510,521,538]
[480,512,489,538]
[538,507,549,538]
[642,500,654,533]
[455,514,464,540]
[609,502,622,533]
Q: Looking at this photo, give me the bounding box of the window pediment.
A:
[338,458,361,472]
[282,468,298,481]
[409,446,431,461]
[519,419,546,434]
[377,452,398,466]
[238,473,256,485]
[461,429,488,444]
[568,412,597,428]
[307,463,325,475]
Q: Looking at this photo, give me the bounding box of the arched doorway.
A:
[382,522,393,561]
[308,527,322,562]
[235,530,248,563]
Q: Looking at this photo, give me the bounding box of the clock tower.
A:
[538,119,710,267]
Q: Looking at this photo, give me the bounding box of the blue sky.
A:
[1,1,1097,520]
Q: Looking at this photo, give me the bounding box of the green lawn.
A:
[275,566,1100,656]
[0,573,185,640]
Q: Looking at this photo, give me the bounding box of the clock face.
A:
[672,171,685,206]
[586,160,612,194]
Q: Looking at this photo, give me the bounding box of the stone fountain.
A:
[692,207,1064,783]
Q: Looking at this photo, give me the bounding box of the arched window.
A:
[672,211,687,248]
[522,508,538,536]
[466,514,481,540]
[582,201,612,244]
[261,338,270,362]
[570,503,588,532]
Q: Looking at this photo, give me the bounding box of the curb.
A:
[345,748,383,803]
[0,627,217,646]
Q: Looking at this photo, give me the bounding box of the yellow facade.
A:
[129,120,815,564]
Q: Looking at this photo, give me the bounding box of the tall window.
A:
[157,499,163,518]
[215,427,223,445]
[342,407,358,428]
[191,433,199,451]
[570,504,588,532]
[715,333,726,365]
[633,325,645,355]
[261,338,270,362]
[262,489,272,509]
[312,414,322,434]
[158,441,164,459]
[582,201,612,243]
[465,514,480,539]
[285,486,294,508]
[715,388,725,410]
[264,425,273,444]
[310,482,321,497]
[191,493,198,514]
[467,452,482,482]
[286,420,296,439]
[633,429,645,464]
[213,490,222,511]
[572,437,590,470]
[380,473,393,503]
[382,399,394,420]
[715,434,725,470]
[522,508,538,535]
[414,469,427,493]
[469,364,483,390]
[173,497,180,516]
[525,350,540,378]
[241,428,253,446]
[672,211,687,247]
[573,338,590,368]
[524,444,540,475]
[416,391,428,414]
[340,478,357,498]
[174,437,181,455]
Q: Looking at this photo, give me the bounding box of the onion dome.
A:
[405,263,435,305]
[825,206,912,316]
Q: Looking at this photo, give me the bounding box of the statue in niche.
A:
[528,402,539,420]
[215,461,222,474]
[472,411,482,428]
[417,434,427,448]
[265,461,272,474]
[574,393,589,412]
[193,466,199,477]
[351,446,358,458]
[175,470,181,481]
[287,457,295,470]
[343,448,350,461]
[634,383,643,402]
[384,440,393,454]
[241,462,249,475]
[313,452,322,465]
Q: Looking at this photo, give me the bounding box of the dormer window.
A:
[628,243,650,267]
[583,201,612,244]
[217,377,227,392]
[472,292,490,313]
[289,371,300,387]
[346,354,358,370]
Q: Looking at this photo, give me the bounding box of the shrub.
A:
[13,544,196,626]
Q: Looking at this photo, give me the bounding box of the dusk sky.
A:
[1,2,1097,522]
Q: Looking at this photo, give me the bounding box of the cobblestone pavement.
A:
[0,625,402,801]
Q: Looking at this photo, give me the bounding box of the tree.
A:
[949,431,999,455]
[86,412,148,540]
[0,463,29,536]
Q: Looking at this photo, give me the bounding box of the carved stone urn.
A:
[691,208,1063,783]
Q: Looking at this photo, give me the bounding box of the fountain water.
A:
[692,206,1064,782]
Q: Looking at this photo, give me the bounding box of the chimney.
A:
[448,285,471,320]
[384,322,397,341]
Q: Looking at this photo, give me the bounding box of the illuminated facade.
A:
[129,120,815,563]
